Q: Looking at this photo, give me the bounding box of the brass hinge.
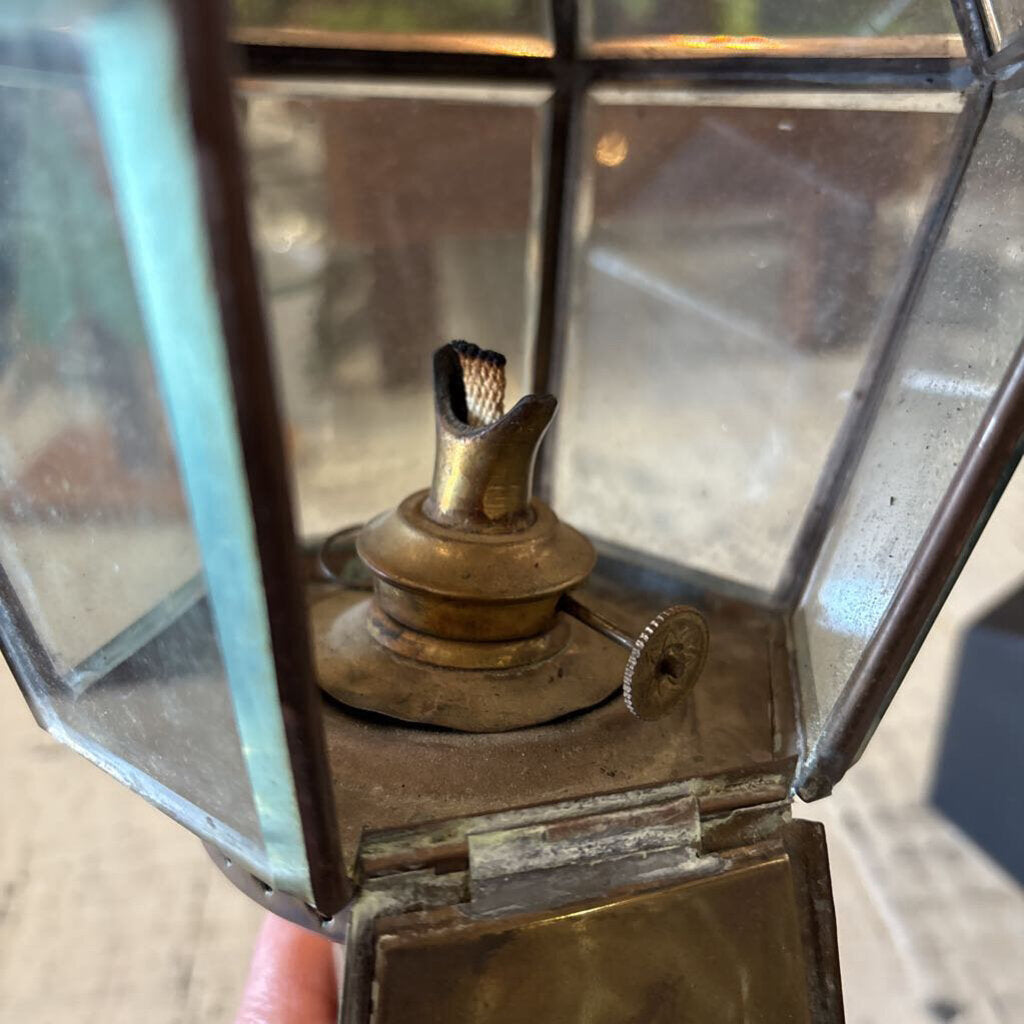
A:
[465,794,702,916]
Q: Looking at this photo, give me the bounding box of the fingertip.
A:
[235,914,338,1024]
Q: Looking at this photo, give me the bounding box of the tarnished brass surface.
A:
[316,344,717,733]
[354,343,593,655]
[371,837,818,1024]
[355,774,792,882]
[558,593,712,721]
[365,606,571,670]
[316,554,797,870]
[357,490,595,640]
[315,343,609,730]
[424,343,553,532]
[314,595,622,731]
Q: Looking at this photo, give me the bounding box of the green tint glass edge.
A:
[82,0,312,899]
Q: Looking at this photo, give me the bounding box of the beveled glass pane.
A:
[796,87,1024,742]
[232,0,553,56]
[981,0,1024,50]
[240,79,549,537]
[552,89,963,593]
[584,0,963,57]
[0,39,267,872]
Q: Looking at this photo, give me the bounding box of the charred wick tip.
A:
[449,339,507,370]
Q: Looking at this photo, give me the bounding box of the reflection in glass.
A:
[232,0,553,55]
[240,80,549,537]
[585,0,963,57]
[980,0,1024,50]
[0,45,265,871]
[552,89,962,592]
[796,88,1024,739]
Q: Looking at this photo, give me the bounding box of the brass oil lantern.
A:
[2,0,1024,1021]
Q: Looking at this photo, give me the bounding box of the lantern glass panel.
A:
[583,0,964,56]
[980,0,1024,50]
[551,88,963,594]
[0,44,267,873]
[796,84,1024,741]
[242,80,550,538]
[232,0,554,56]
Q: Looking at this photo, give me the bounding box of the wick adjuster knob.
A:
[559,595,710,721]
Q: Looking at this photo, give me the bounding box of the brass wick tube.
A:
[559,594,633,651]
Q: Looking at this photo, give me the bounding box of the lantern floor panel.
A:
[317,550,798,872]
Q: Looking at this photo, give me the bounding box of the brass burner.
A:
[313,342,710,731]
[313,594,620,732]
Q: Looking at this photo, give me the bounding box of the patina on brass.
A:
[368,822,839,1024]
[314,342,710,731]
[358,491,595,643]
[311,542,796,868]
[313,586,623,731]
[356,345,596,644]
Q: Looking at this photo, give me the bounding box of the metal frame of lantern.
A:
[232,0,1024,861]
[0,0,345,911]
[2,0,1024,931]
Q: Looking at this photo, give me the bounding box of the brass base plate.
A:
[313,595,624,732]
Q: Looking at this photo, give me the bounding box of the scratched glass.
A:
[232,0,553,55]
[980,0,1024,50]
[796,88,1024,739]
[552,88,963,594]
[584,0,964,56]
[0,34,266,875]
[240,79,549,538]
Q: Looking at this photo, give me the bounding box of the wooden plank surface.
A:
[0,673,263,1024]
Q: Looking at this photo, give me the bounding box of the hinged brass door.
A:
[343,789,843,1024]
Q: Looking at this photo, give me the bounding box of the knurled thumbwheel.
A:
[623,605,710,721]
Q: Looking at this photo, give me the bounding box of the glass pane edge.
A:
[82,0,313,900]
